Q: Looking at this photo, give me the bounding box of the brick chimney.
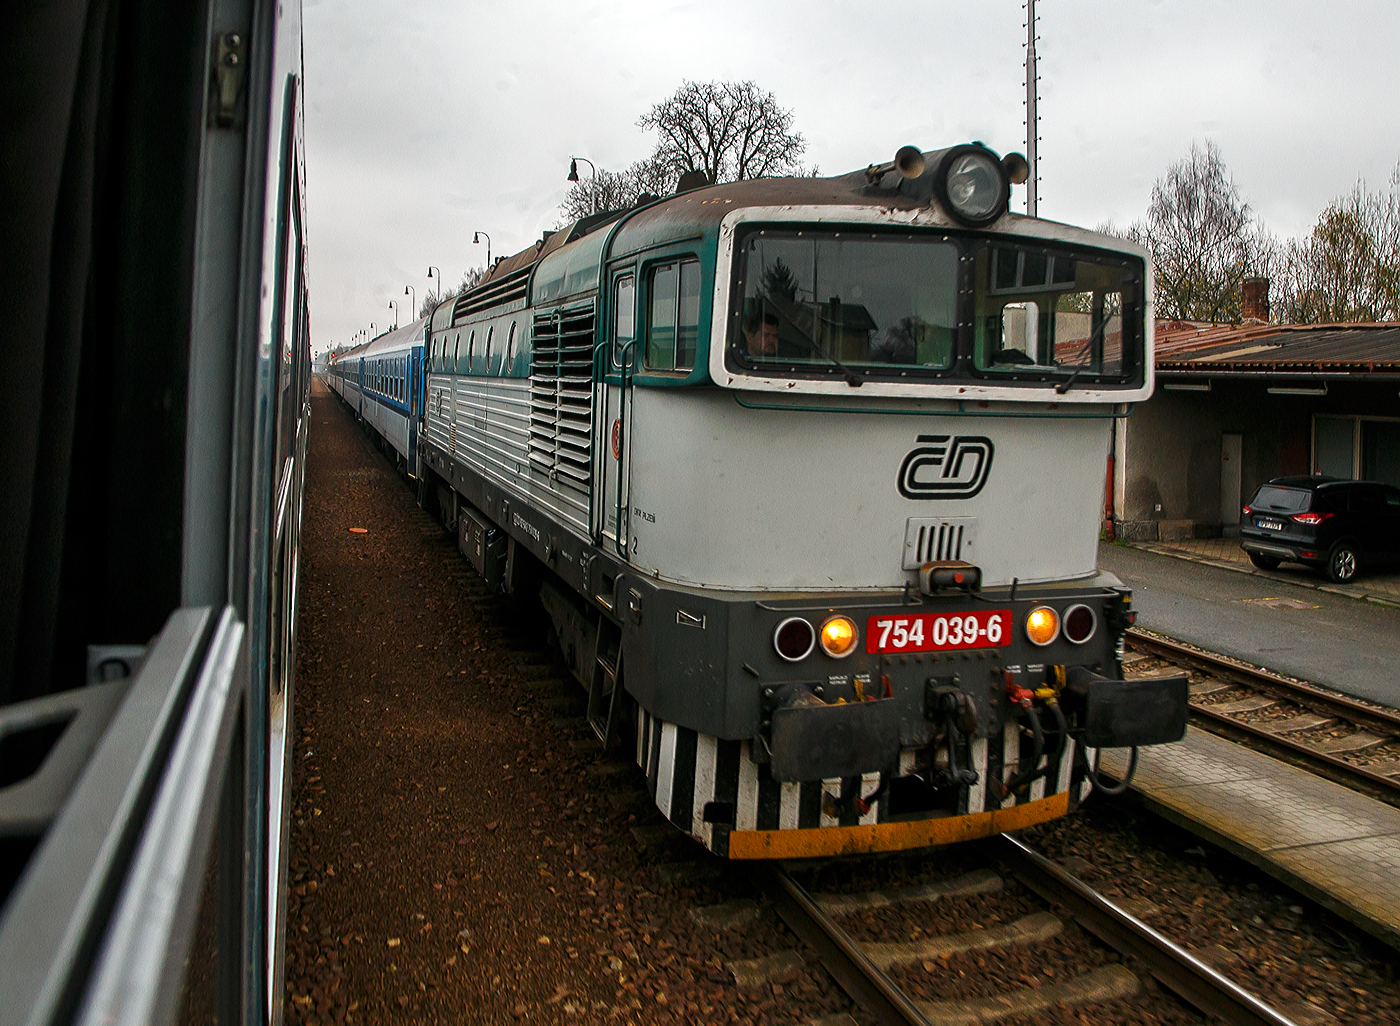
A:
[1242,277,1270,324]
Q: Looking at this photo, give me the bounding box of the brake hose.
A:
[998,700,1045,795]
[1088,745,1139,796]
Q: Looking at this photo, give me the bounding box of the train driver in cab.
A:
[744,311,781,357]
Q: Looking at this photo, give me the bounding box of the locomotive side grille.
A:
[529,302,596,493]
[902,517,977,569]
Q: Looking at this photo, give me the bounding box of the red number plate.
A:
[866,610,1012,653]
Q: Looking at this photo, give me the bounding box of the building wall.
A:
[1117,379,1391,541]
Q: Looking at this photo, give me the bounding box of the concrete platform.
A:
[1098,727,1400,951]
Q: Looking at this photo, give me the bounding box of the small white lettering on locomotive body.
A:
[512,512,541,542]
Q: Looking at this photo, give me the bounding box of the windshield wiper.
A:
[1053,316,1111,394]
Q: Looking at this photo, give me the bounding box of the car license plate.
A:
[1256,518,1284,531]
[867,610,1011,654]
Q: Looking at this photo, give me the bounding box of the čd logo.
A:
[898,435,994,499]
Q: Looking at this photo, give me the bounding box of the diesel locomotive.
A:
[352,142,1190,859]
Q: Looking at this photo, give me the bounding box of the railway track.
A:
[760,837,1295,1026]
[1124,628,1400,807]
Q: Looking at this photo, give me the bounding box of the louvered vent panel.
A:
[529,303,596,493]
[902,518,978,570]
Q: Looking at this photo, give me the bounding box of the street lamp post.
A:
[568,156,598,214]
[472,232,491,272]
[388,300,399,330]
[427,266,441,303]
[404,285,415,320]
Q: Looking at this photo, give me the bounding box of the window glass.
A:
[453,334,461,373]
[647,264,678,369]
[613,274,635,366]
[737,231,957,370]
[973,246,1135,379]
[466,330,475,372]
[1249,485,1311,514]
[485,325,496,374]
[505,322,517,373]
[678,261,700,371]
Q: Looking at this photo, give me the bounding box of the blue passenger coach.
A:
[328,317,427,477]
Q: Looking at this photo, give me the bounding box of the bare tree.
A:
[1128,141,1269,322]
[638,80,807,185]
[1272,170,1400,323]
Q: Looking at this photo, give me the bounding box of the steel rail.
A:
[767,867,932,1026]
[1125,628,1400,806]
[1126,627,1400,735]
[1187,704,1400,806]
[990,835,1299,1026]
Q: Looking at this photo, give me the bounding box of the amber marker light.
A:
[819,616,859,659]
[1025,606,1060,646]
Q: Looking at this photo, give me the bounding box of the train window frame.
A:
[722,222,1147,392]
[504,321,517,374]
[643,258,701,374]
[485,325,496,375]
[969,240,1143,387]
[612,272,636,369]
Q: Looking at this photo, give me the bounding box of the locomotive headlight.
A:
[1063,604,1097,644]
[774,617,816,662]
[1025,606,1060,646]
[936,146,1009,226]
[819,616,859,658]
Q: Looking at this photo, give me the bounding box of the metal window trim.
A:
[0,607,215,1026]
[75,608,247,1026]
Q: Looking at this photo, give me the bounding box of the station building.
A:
[1112,279,1400,541]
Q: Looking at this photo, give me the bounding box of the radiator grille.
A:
[529,302,596,493]
[902,518,977,569]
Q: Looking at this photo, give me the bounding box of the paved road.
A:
[1098,543,1400,709]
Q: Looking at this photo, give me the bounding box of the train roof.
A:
[340,317,427,361]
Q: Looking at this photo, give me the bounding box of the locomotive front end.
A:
[612,148,1190,858]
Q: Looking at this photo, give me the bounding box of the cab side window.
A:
[645,259,700,372]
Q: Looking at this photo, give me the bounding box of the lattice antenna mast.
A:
[1024,0,1040,217]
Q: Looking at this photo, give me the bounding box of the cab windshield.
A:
[727,225,1144,389]
[734,230,959,373]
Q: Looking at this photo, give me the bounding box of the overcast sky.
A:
[303,0,1400,355]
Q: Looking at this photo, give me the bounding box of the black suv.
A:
[1240,476,1400,582]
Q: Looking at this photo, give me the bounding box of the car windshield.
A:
[1250,485,1311,513]
[734,230,959,372]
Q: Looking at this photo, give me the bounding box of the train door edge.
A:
[597,267,636,557]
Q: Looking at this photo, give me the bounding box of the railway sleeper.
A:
[915,963,1140,1026]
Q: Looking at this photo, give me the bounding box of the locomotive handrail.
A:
[613,338,638,560]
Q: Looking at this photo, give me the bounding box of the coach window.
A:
[613,273,635,366]
[646,259,700,372]
[466,330,476,373]
[505,321,517,373]
[485,325,496,374]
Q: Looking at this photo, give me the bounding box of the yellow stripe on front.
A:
[724,791,1070,860]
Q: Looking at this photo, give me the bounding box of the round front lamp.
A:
[1063,604,1097,644]
[774,617,816,662]
[936,146,1010,226]
[1025,606,1060,646]
[819,616,859,659]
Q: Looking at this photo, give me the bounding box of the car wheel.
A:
[1248,552,1280,571]
[1326,543,1359,583]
